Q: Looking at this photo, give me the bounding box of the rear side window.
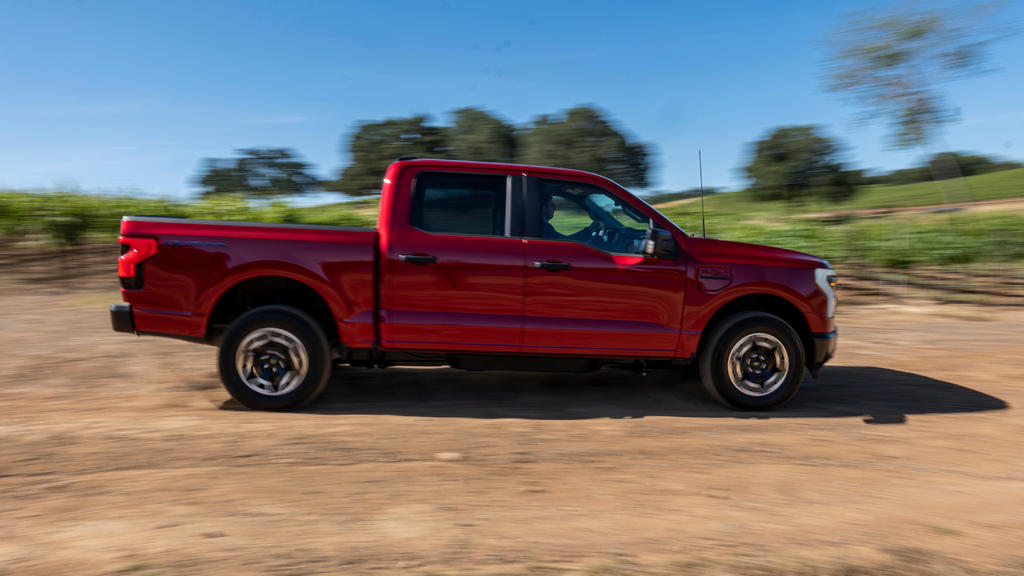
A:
[411,172,508,236]
[409,170,509,235]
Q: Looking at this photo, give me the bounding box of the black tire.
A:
[217,305,331,410]
[698,311,805,410]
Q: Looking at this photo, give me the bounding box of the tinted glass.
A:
[411,172,507,236]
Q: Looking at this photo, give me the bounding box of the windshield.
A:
[586,188,685,236]
[587,194,649,226]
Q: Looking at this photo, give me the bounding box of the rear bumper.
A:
[810,330,837,374]
[110,304,136,334]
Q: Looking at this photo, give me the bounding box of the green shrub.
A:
[42,193,98,246]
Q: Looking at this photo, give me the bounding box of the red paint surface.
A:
[524,238,686,356]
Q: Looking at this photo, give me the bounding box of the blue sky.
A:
[1,0,1022,200]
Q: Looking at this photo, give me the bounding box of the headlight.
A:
[815,268,837,318]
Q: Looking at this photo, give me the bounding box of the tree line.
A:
[195,115,1021,205]
[195,106,649,198]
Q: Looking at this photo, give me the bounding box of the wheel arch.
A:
[205,275,339,346]
[696,293,814,368]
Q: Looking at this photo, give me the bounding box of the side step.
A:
[449,355,599,373]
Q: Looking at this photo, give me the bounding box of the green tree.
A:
[196,148,320,199]
[327,116,448,196]
[446,107,516,163]
[517,106,650,188]
[825,2,1010,148]
[327,106,651,194]
[744,126,855,203]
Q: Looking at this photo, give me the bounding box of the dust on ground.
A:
[1,273,1022,575]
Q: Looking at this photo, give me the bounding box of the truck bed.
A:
[118,216,378,344]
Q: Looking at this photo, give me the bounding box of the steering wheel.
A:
[587,220,624,249]
[602,225,621,244]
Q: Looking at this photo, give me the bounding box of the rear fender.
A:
[198,262,343,335]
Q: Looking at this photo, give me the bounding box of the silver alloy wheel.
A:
[726,332,790,397]
[235,327,309,396]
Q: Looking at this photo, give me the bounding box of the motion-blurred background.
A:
[2,0,1022,299]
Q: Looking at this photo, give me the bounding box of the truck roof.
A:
[390,158,621,187]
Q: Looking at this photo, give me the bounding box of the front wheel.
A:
[699,312,805,410]
[217,306,331,410]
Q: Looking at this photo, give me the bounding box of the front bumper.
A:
[810,330,837,375]
[110,304,135,334]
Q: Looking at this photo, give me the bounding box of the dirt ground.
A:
[1,273,1022,575]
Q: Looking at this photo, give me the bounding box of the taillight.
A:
[117,236,158,279]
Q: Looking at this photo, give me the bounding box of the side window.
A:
[543,189,593,238]
[536,179,650,254]
[411,172,508,236]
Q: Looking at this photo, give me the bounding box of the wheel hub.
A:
[743,350,774,376]
[727,332,790,397]
[257,351,289,384]
[235,327,309,397]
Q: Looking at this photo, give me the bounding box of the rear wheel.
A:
[699,311,805,410]
[217,306,331,410]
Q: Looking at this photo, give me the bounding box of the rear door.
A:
[522,176,686,357]
[380,169,526,353]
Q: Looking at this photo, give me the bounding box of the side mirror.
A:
[643,228,677,258]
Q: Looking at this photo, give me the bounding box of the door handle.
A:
[533,261,571,272]
[399,254,437,265]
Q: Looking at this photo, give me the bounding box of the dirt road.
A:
[1,277,1022,575]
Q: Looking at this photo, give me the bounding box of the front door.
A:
[522,176,686,357]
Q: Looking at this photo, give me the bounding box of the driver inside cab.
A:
[540,187,648,254]
[540,193,561,239]
[541,193,603,243]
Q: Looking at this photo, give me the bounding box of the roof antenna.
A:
[699,149,706,238]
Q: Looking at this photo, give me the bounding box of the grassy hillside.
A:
[659,167,1024,229]
[656,169,1024,268]
[832,167,1024,210]
[2,168,1022,268]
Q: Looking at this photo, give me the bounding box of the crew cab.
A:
[110,159,837,410]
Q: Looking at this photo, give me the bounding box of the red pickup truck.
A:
[111,158,836,410]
